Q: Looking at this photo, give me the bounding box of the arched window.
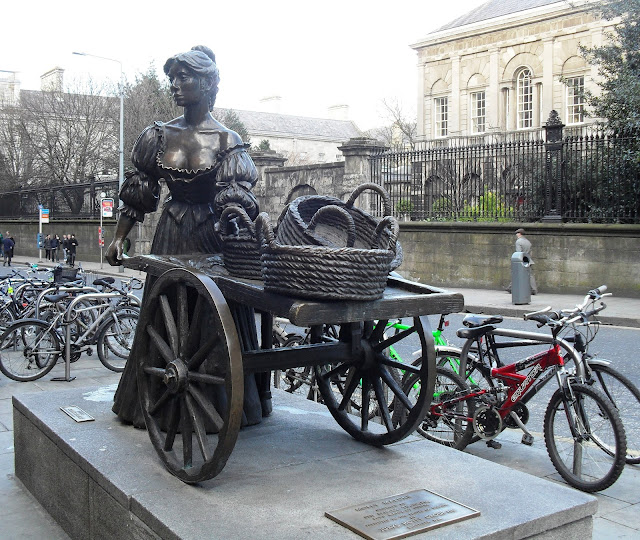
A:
[516,68,533,129]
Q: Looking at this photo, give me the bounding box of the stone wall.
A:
[396,222,640,297]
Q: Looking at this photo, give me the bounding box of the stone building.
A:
[411,0,614,139]
[221,107,362,165]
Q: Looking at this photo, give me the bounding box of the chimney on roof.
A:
[260,95,282,114]
[0,71,20,104]
[41,67,64,92]
[328,104,349,121]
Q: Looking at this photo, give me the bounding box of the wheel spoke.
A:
[177,283,189,353]
[369,320,388,345]
[146,325,175,365]
[319,360,357,382]
[373,326,413,353]
[373,377,393,431]
[189,384,225,432]
[143,366,167,379]
[379,357,420,375]
[360,375,371,431]
[185,393,211,462]
[187,335,220,371]
[181,396,193,467]
[189,372,226,385]
[159,294,179,357]
[163,397,180,451]
[184,294,204,358]
[149,388,172,415]
[338,368,361,411]
[379,365,413,410]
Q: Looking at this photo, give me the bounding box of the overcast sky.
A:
[3,0,485,130]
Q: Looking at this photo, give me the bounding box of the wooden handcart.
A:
[124,254,464,484]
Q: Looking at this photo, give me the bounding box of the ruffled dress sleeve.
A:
[118,123,162,222]
[214,142,260,219]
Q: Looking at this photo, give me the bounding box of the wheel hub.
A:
[163,359,189,393]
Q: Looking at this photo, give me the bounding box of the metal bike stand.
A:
[51,292,131,382]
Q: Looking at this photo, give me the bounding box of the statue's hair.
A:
[163,45,219,110]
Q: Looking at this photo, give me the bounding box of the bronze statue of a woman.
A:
[106,45,267,427]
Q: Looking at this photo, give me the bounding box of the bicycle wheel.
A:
[0,319,61,381]
[0,302,16,334]
[96,312,138,372]
[409,365,476,450]
[586,362,640,464]
[544,382,626,492]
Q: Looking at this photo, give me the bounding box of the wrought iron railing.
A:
[370,116,640,224]
[0,179,119,220]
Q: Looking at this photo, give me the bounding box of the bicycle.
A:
[0,286,139,381]
[537,286,640,465]
[398,306,627,492]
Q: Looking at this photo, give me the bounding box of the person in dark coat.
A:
[68,234,79,267]
[3,233,15,266]
[50,234,60,262]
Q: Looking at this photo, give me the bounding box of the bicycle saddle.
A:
[457,324,496,340]
[462,314,503,328]
[43,292,68,303]
[93,277,116,287]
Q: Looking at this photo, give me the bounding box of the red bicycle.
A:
[398,306,627,492]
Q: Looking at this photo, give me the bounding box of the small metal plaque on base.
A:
[60,406,95,423]
[326,489,479,540]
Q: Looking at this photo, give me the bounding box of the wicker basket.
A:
[275,183,403,270]
[219,206,262,280]
[258,206,398,301]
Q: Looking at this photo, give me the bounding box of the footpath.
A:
[0,255,639,538]
[9,254,640,328]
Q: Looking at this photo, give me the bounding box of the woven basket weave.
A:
[219,206,262,280]
[258,206,398,301]
[275,183,403,270]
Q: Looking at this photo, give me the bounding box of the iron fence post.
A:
[542,110,564,222]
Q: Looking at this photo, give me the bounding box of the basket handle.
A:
[345,183,392,217]
[255,212,276,247]
[373,216,399,252]
[220,205,256,236]
[307,205,357,248]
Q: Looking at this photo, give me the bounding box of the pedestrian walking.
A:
[3,232,15,266]
[44,234,52,260]
[50,234,60,262]
[0,231,4,260]
[68,234,79,266]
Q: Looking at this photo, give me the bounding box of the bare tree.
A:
[0,97,36,190]
[366,98,418,149]
[19,78,118,186]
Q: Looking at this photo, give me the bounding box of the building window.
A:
[566,76,585,124]
[434,97,448,137]
[470,91,486,133]
[516,68,533,129]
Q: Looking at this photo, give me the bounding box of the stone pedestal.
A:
[13,386,595,539]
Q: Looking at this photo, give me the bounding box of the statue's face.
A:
[167,63,206,107]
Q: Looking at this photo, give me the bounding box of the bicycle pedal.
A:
[486,440,502,450]
[521,433,534,446]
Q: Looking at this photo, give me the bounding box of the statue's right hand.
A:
[105,238,123,266]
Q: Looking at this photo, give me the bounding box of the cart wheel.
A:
[136,268,244,483]
[315,316,435,446]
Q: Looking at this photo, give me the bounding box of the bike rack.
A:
[53,292,137,382]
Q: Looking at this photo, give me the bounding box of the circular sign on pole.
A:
[101,198,114,218]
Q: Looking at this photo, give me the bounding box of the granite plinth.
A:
[13,386,596,539]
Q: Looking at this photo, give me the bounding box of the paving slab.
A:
[13,385,596,539]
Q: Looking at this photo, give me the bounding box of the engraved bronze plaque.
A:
[60,406,95,423]
[325,489,480,540]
